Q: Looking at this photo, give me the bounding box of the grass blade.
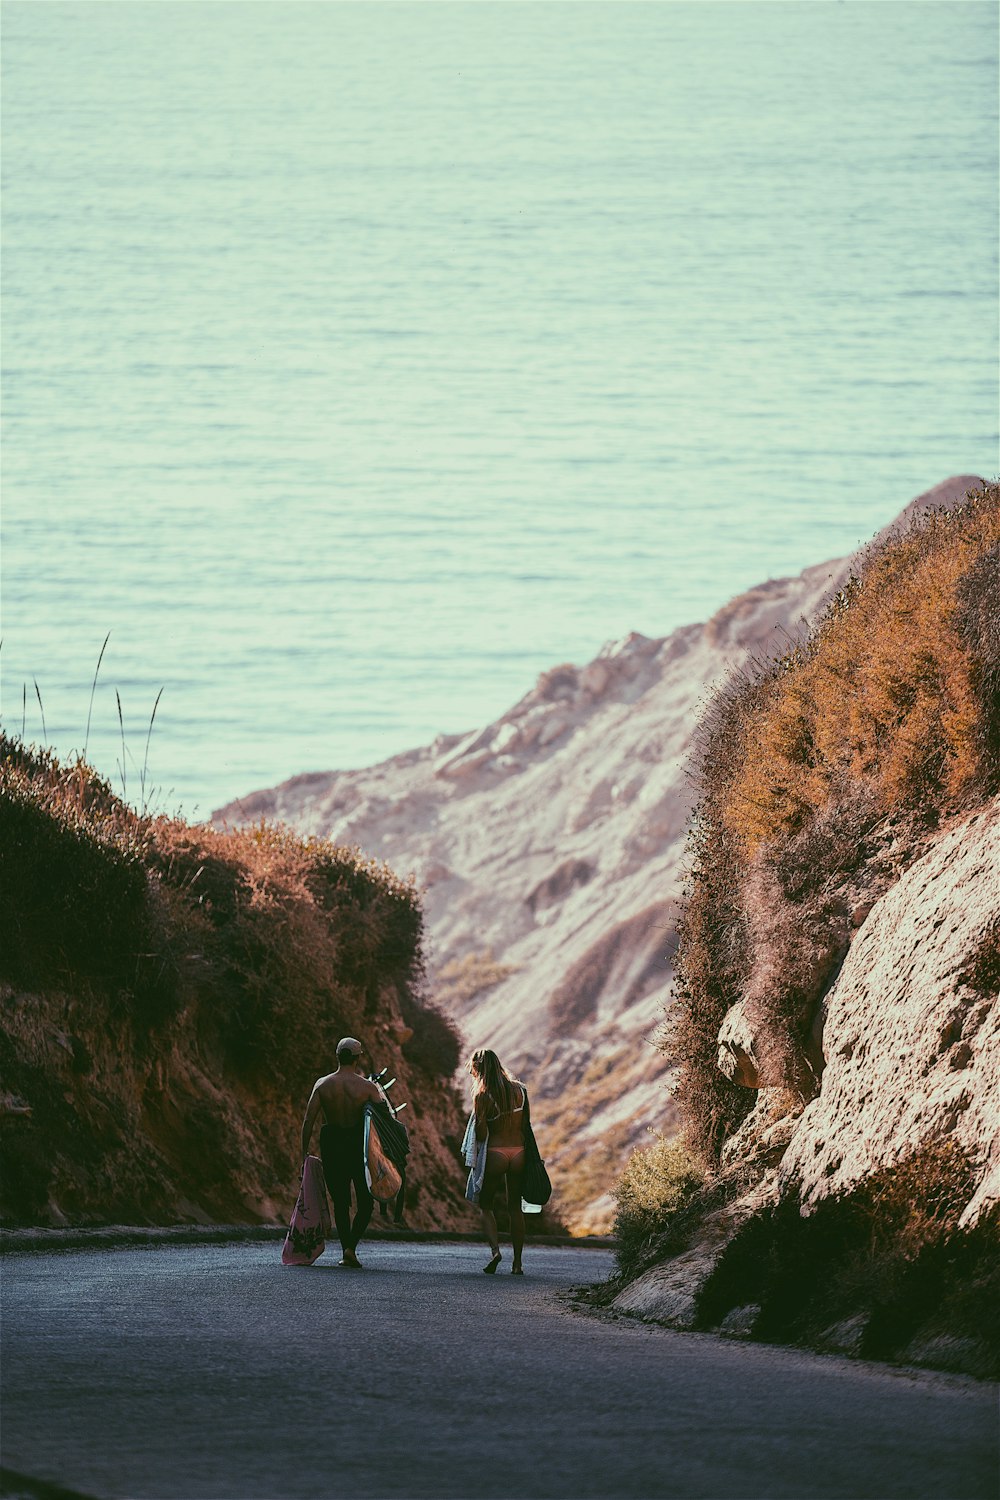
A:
[84,631,111,760]
[116,690,126,798]
[140,687,164,815]
[33,680,47,744]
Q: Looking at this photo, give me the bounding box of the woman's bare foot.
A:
[339,1247,362,1268]
[483,1251,502,1274]
[511,1264,523,1275]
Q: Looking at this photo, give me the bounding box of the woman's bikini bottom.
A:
[486,1145,525,1172]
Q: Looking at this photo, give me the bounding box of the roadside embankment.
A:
[600,481,1000,1379]
[0,741,479,1234]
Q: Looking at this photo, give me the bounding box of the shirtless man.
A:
[301,1037,383,1268]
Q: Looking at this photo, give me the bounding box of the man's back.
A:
[314,1069,379,1128]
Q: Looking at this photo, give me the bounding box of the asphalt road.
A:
[1,1242,996,1500]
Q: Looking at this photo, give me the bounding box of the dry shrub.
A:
[0,737,174,1022]
[151,818,426,1086]
[740,857,850,1093]
[526,858,594,914]
[0,735,435,1090]
[696,1141,999,1375]
[954,541,1000,786]
[959,916,1000,998]
[613,1134,705,1279]
[667,482,1000,1160]
[720,484,1000,857]
[665,821,755,1159]
[535,663,579,701]
[434,949,516,1009]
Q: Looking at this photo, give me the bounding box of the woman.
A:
[468,1048,527,1275]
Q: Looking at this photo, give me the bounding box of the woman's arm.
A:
[474,1092,489,1143]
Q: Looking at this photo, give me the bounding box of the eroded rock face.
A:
[779,797,1000,1224]
[717,1001,760,1088]
[0,982,473,1233]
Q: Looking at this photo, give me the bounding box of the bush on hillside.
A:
[666,482,1000,1159]
[0,738,176,1023]
[716,485,1000,858]
[434,949,516,1009]
[0,737,435,1092]
[613,1135,705,1280]
[397,989,462,1077]
[150,819,428,1085]
[959,916,1000,998]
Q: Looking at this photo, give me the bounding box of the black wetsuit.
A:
[319,1122,373,1252]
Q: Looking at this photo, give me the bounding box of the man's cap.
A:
[336,1036,364,1058]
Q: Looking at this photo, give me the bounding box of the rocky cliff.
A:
[607,480,999,1376]
[217,476,982,1232]
[778,798,999,1226]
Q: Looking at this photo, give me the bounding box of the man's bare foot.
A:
[339,1247,362,1268]
[483,1251,502,1274]
[511,1264,523,1275]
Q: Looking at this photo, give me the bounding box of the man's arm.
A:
[301,1086,321,1158]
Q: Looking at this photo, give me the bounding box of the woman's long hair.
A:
[468,1049,522,1118]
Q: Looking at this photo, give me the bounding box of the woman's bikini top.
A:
[486,1086,525,1124]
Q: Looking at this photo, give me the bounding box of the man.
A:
[301,1037,384,1268]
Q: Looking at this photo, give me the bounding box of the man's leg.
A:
[320,1125,354,1254]
[349,1145,374,1251]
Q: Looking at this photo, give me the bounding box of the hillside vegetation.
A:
[0,737,468,1228]
[671,481,1000,1156]
[609,481,1000,1375]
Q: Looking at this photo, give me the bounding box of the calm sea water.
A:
[2,2,997,817]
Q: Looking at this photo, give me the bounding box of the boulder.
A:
[717,1303,761,1339]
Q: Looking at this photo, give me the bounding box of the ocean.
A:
[2,1,997,817]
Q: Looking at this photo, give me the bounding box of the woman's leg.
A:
[479,1163,505,1270]
[507,1164,525,1272]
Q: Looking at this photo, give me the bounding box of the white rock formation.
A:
[779,796,1000,1225]
[610,799,1000,1329]
[215,476,980,1231]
